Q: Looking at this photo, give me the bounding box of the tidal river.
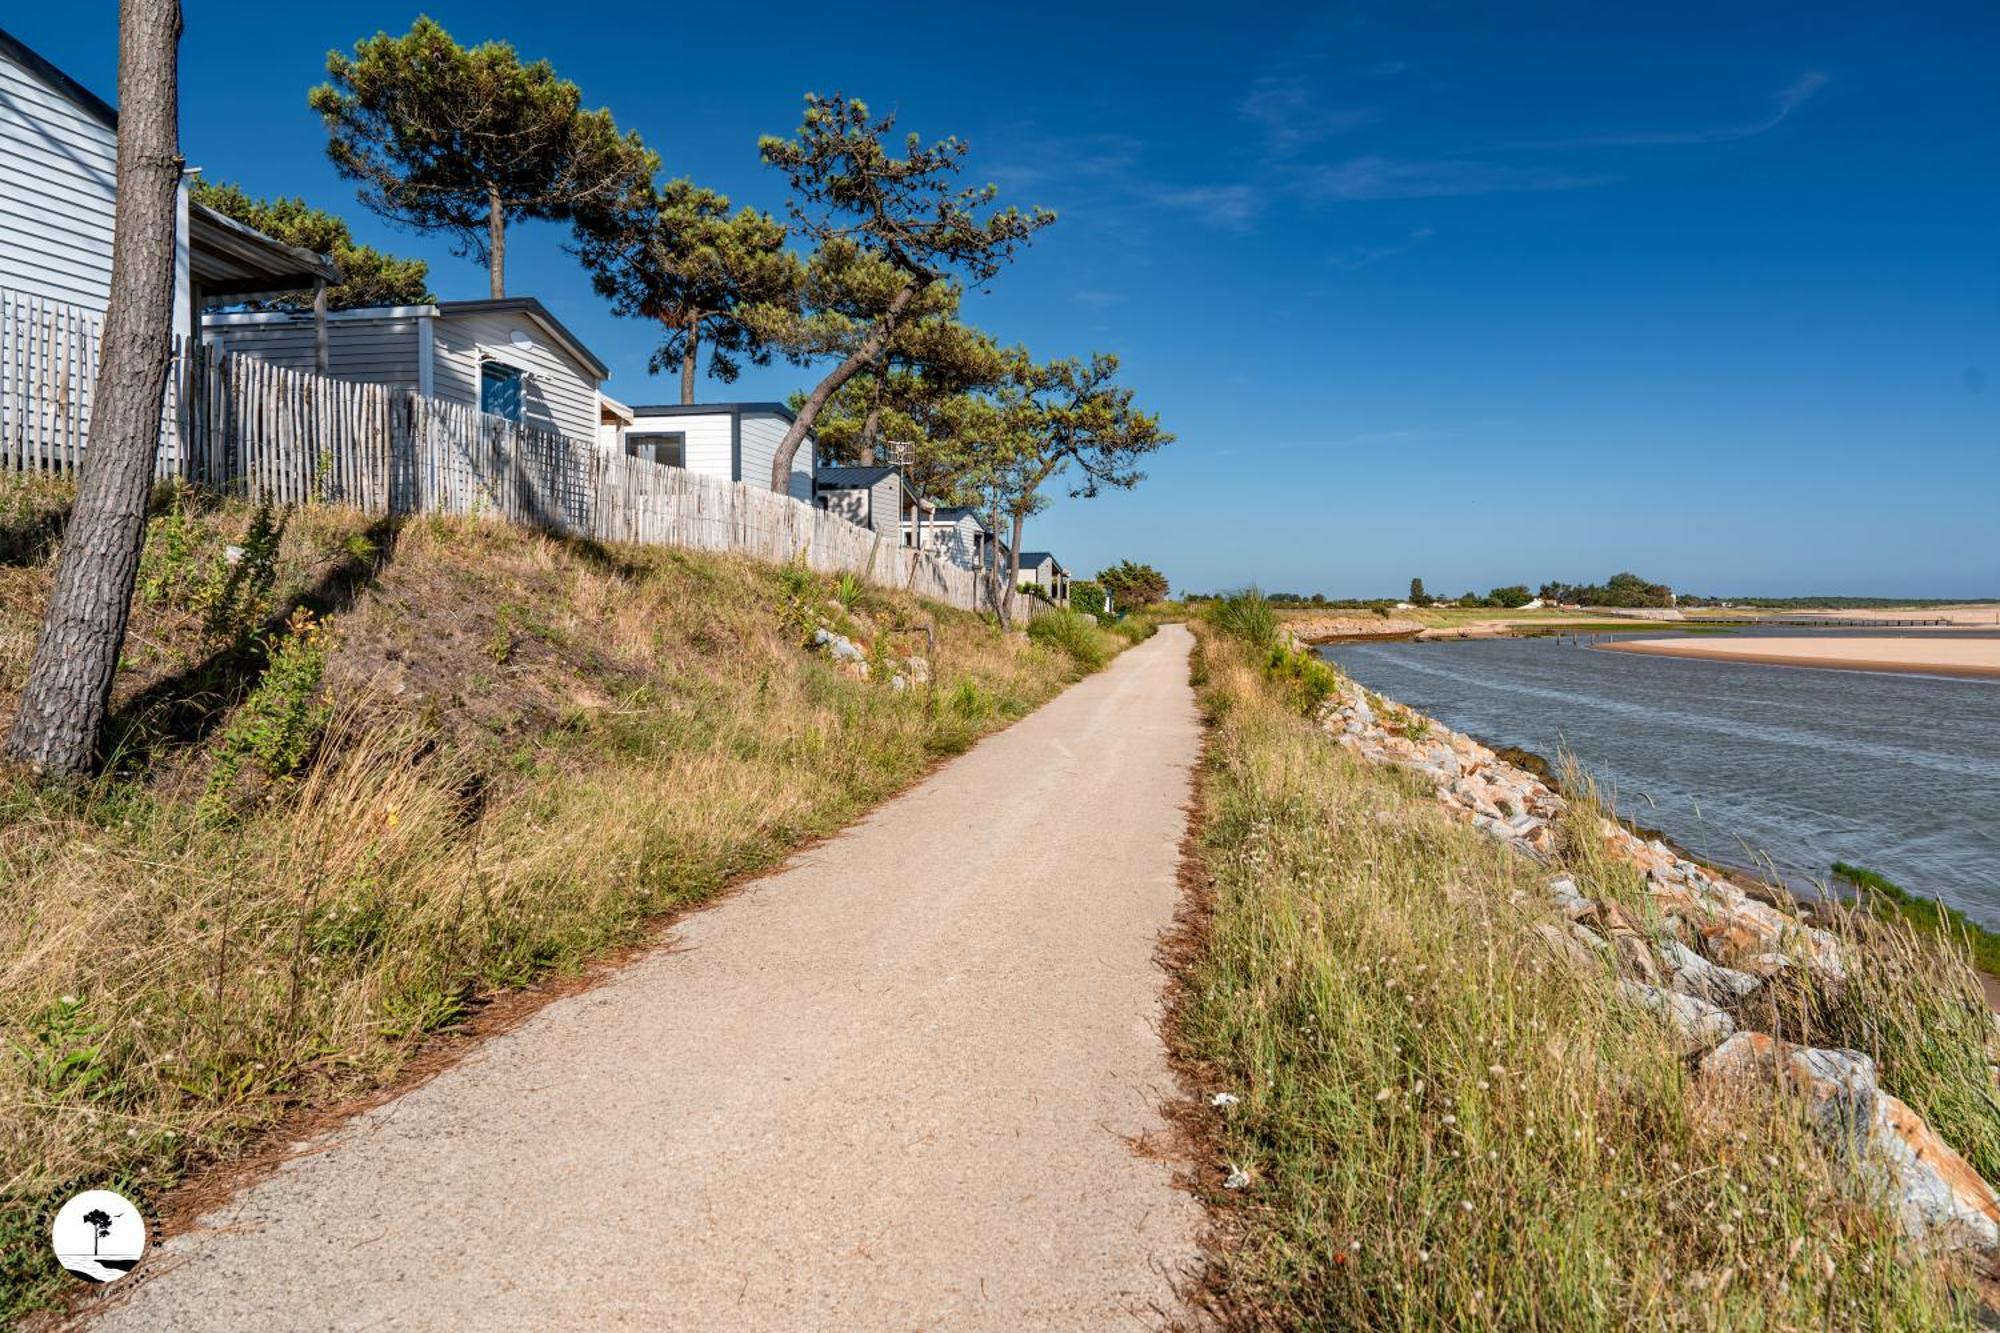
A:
[1317,634,2000,921]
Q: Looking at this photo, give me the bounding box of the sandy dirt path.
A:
[1598,635,2000,679]
[94,626,1206,1331]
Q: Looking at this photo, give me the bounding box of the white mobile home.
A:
[903,505,1000,573]
[612,402,816,502]
[814,465,931,540]
[0,26,340,340]
[1015,551,1072,606]
[204,297,608,444]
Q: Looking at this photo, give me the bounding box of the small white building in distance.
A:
[608,401,816,503]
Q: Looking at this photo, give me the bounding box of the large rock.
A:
[810,627,866,663]
[1702,1032,2000,1253]
[1620,979,1735,1050]
[1660,939,1762,1005]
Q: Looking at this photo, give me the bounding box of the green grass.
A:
[1025,608,1116,670]
[1209,587,1280,649]
[1832,863,2000,977]
[1175,611,1986,1328]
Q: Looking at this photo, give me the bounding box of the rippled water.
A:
[1318,634,2000,920]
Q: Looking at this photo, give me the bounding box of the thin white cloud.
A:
[1302,156,1607,200]
[1238,76,1378,156]
[1510,71,1830,150]
[1330,226,1436,270]
[984,133,1144,193]
[1147,183,1265,229]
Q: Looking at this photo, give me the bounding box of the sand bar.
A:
[1598,636,2000,679]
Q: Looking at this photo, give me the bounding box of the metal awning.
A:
[188,201,343,302]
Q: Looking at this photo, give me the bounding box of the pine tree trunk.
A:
[768,281,918,491]
[858,398,882,467]
[487,184,505,299]
[1006,511,1026,627]
[680,323,698,405]
[3,0,183,778]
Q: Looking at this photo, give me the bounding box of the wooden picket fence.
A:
[0,288,1000,612]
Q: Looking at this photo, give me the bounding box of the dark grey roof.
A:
[189,201,342,296]
[930,506,986,524]
[815,465,903,487]
[628,401,800,424]
[1018,551,1067,572]
[0,25,118,129]
[436,298,608,379]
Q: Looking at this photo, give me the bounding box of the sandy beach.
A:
[1599,636,2000,679]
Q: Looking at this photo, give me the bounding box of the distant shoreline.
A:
[1597,635,2000,680]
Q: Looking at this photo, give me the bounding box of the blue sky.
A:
[15,2,2000,596]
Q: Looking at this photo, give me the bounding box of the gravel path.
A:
[95,625,1205,1330]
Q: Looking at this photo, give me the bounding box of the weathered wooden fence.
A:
[1,288,103,473]
[0,288,998,612]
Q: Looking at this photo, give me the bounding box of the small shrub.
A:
[943,678,993,720]
[1260,638,1341,715]
[488,604,519,665]
[776,561,820,602]
[1027,610,1111,671]
[1208,587,1278,650]
[197,504,287,646]
[832,572,866,612]
[1108,616,1156,645]
[202,609,334,810]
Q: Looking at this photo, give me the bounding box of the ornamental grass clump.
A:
[1025,608,1114,672]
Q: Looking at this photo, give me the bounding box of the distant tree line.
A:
[1536,572,1674,608]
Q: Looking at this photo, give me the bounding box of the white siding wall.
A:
[738,411,814,502]
[904,514,985,570]
[869,475,903,535]
[0,45,117,310]
[202,312,423,390]
[627,409,733,480]
[820,488,867,525]
[432,310,599,444]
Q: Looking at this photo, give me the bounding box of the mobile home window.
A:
[625,432,687,467]
[480,361,524,422]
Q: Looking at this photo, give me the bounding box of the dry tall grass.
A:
[1178,624,1980,1329]
[0,499,1092,1317]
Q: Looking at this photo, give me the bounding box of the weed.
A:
[202,609,334,811]
[188,503,288,647]
[1207,586,1278,650]
[488,604,519,665]
[1026,610,1113,671]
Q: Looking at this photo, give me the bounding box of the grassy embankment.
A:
[0,478,1125,1320]
[1834,863,2000,978]
[1176,593,2000,1329]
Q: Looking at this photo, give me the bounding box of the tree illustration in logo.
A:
[81,1208,114,1256]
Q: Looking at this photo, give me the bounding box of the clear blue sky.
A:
[15,2,2000,597]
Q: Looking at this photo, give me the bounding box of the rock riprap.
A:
[1312,661,1998,1254]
